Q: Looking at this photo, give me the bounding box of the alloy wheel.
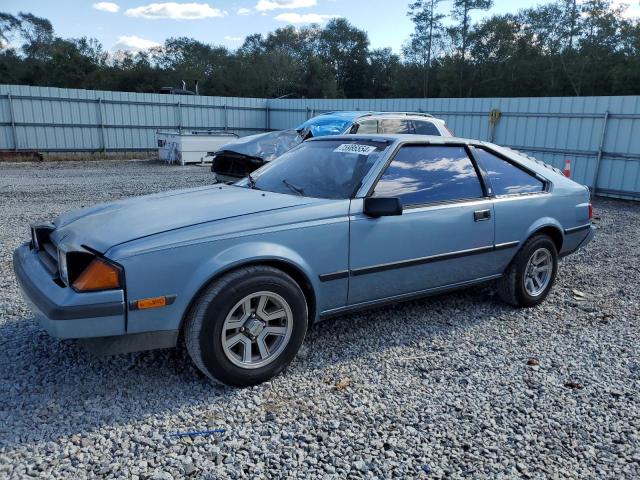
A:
[220,291,293,369]
[523,247,553,297]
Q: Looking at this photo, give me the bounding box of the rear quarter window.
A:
[473,148,544,196]
[350,120,378,134]
[412,121,440,136]
[379,119,413,134]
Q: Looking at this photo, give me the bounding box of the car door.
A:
[348,144,495,305]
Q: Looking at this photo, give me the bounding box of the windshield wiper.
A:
[282,179,305,196]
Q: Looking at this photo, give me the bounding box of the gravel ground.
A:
[1,160,639,479]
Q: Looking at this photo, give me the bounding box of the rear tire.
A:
[184,266,308,387]
[497,234,558,308]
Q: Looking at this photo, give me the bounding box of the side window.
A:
[350,120,377,134]
[413,120,440,136]
[473,148,544,196]
[379,119,413,134]
[373,145,484,205]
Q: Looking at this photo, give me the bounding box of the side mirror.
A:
[363,197,403,217]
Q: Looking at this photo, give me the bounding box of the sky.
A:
[2,0,639,54]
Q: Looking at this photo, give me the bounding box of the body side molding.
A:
[318,242,520,281]
[319,274,503,318]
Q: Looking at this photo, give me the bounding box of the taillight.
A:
[588,203,593,220]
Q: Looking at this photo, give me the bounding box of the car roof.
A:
[301,111,445,123]
[352,112,445,123]
[310,111,376,121]
[308,134,568,180]
[309,133,470,144]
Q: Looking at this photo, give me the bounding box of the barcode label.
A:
[333,144,377,155]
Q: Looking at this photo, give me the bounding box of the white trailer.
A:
[157,130,238,165]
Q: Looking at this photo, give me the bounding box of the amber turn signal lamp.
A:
[72,258,121,292]
[136,296,167,310]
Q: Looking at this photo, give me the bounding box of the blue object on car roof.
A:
[295,111,375,138]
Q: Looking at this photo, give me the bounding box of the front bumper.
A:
[13,243,126,339]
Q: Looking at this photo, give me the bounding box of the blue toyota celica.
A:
[14,134,594,386]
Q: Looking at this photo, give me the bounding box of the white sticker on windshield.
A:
[333,143,377,155]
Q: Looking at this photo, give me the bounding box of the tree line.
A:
[1,0,639,99]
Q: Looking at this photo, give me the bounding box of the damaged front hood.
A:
[215,129,303,162]
[50,185,311,253]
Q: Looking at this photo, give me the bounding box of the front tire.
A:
[497,234,558,308]
[184,266,308,387]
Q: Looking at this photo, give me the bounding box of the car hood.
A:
[50,185,312,253]
[215,129,303,162]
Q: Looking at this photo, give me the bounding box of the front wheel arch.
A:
[184,265,309,386]
[178,259,317,335]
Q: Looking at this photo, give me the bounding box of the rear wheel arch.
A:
[497,233,559,307]
[530,225,563,252]
[502,224,563,273]
[179,258,317,334]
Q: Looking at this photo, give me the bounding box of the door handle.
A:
[474,209,491,221]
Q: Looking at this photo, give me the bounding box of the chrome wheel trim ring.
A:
[523,247,553,297]
[220,291,293,370]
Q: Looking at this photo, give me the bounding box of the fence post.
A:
[97,98,106,152]
[7,94,18,151]
[488,109,502,143]
[592,111,609,196]
[177,101,182,133]
[223,104,228,132]
[265,104,270,131]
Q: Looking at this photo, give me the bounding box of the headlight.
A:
[30,223,54,250]
[57,248,123,292]
[72,257,122,292]
[58,248,69,285]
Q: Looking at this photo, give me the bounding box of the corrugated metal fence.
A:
[1,84,639,200]
[269,97,640,200]
[0,84,267,152]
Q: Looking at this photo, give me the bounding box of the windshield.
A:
[247,139,390,199]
